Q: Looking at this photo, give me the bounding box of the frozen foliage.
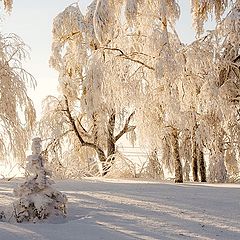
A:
[41,1,136,177]
[41,0,240,182]
[1,0,13,12]
[13,138,67,223]
[191,0,229,35]
[0,33,35,163]
[93,0,116,44]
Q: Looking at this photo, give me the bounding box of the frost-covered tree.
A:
[210,0,240,182]
[13,138,67,223]
[40,4,135,176]
[191,0,229,36]
[175,0,239,182]
[0,33,36,163]
[92,0,238,182]
[0,1,36,163]
[42,0,239,182]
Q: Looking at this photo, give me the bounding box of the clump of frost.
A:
[13,138,67,223]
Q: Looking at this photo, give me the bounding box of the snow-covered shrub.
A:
[43,146,101,179]
[143,150,165,180]
[106,153,148,178]
[13,138,67,223]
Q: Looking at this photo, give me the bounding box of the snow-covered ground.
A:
[0,178,239,240]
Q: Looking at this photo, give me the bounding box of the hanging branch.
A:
[42,129,74,154]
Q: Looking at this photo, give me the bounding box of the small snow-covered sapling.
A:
[13,138,67,223]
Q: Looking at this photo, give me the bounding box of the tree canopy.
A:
[0,1,36,163]
[38,0,240,182]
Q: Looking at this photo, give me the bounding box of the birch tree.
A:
[177,0,239,182]
[0,35,35,162]
[0,2,36,163]
[41,4,135,176]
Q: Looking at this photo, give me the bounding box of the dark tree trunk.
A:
[92,112,99,145]
[192,127,199,182]
[65,96,135,177]
[103,112,116,176]
[64,97,109,176]
[107,112,116,157]
[198,148,206,182]
[172,129,183,183]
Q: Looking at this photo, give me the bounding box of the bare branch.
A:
[115,112,136,142]
[102,47,155,70]
[59,31,81,43]
[64,96,107,161]
[76,115,92,139]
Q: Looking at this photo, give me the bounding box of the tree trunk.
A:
[183,159,190,182]
[225,148,239,178]
[172,129,183,183]
[107,112,116,157]
[216,134,227,183]
[192,127,199,182]
[103,112,116,176]
[95,148,108,176]
[208,134,227,183]
[92,112,99,145]
[198,148,206,182]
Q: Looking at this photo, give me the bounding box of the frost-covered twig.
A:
[102,47,155,70]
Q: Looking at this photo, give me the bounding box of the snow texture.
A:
[12,138,67,223]
[0,178,239,239]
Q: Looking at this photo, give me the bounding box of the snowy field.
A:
[0,178,239,240]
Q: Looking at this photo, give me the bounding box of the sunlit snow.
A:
[0,178,239,240]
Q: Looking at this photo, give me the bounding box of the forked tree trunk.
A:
[104,111,135,176]
[66,94,134,177]
[172,128,183,183]
[198,148,206,182]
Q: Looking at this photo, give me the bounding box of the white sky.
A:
[1,0,214,119]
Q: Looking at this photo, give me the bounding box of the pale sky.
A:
[1,0,214,119]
